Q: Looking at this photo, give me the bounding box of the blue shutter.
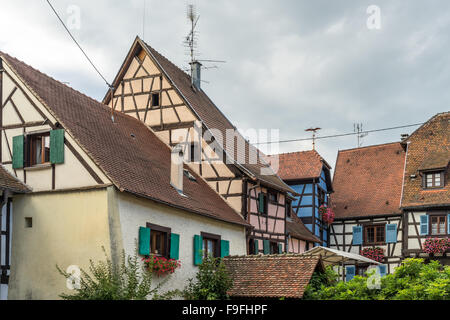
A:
[345,266,355,282]
[447,214,450,234]
[169,233,180,260]
[378,265,387,277]
[352,226,363,245]
[420,215,429,236]
[220,240,230,258]
[263,239,270,254]
[138,227,150,255]
[385,224,397,243]
[193,235,203,266]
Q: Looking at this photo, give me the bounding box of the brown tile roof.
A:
[277,150,331,181]
[331,142,405,218]
[223,254,323,299]
[0,165,30,193]
[401,112,450,209]
[140,41,294,194]
[0,52,250,227]
[287,214,320,243]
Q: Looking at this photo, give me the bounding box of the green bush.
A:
[183,255,233,300]
[304,258,449,300]
[57,246,174,300]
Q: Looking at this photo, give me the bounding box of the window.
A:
[268,191,277,203]
[27,133,50,166]
[151,93,160,107]
[364,224,385,245]
[201,232,221,258]
[430,215,447,235]
[146,223,170,257]
[257,193,268,215]
[269,241,279,254]
[423,171,444,188]
[318,188,326,207]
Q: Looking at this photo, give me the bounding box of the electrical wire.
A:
[253,122,424,145]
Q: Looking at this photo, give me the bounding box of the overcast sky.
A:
[1,1,449,169]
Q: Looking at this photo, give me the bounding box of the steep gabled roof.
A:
[287,214,320,243]
[401,112,450,209]
[0,165,31,193]
[223,254,323,299]
[277,150,331,181]
[331,142,405,218]
[0,51,249,227]
[105,37,294,194]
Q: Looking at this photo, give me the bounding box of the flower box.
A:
[360,247,385,263]
[422,237,450,255]
[143,255,181,276]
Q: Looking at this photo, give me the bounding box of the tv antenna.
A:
[183,4,226,86]
[305,127,321,150]
[354,123,368,147]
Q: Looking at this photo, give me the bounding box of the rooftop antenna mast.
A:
[305,127,321,150]
[354,123,368,147]
[185,4,199,86]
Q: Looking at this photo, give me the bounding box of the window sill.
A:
[24,163,52,171]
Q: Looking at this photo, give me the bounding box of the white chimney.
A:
[171,145,184,194]
[190,61,202,90]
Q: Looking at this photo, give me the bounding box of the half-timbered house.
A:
[401,112,449,264]
[286,214,321,254]
[103,37,297,255]
[277,150,333,246]
[329,142,406,278]
[0,51,250,299]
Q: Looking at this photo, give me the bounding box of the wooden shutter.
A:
[258,193,265,213]
[345,266,355,282]
[12,135,25,169]
[193,235,203,266]
[254,240,259,254]
[169,233,180,260]
[138,227,150,255]
[285,241,289,253]
[378,265,387,277]
[278,243,282,254]
[447,214,450,234]
[50,129,65,164]
[263,239,270,254]
[419,215,429,236]
[385,224,397,243]
[352,226,363,245]
[220,240,230,258]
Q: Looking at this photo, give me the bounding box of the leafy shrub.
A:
[304,258,449,300]
[183,255,233,300]
[57,246,174,300]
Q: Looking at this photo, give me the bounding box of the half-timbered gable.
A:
[329,142,406,275]
[103,37,296,253]
[400,112,449,263]
[286,214,321,254]
[0,51,249,299]
[277,150,333,246]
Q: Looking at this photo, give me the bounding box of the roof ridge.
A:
[338,141,401,153]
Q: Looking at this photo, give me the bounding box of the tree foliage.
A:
[304,258,449,300]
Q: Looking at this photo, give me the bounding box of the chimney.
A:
[190,61,202,90]
[401,133,409,141]
[170,145,184,194]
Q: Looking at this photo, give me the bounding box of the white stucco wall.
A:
[117,191,247,295]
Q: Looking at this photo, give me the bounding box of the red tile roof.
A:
[401,112,450,209]
[0,51,249,227]
[0,165,30,193]
[287,214,320,243]
[277,150,331,181]
[139,40,294,194]
[331,142,405,218]
[223,254,323,298]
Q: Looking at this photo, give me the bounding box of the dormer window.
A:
[423,171,444,189]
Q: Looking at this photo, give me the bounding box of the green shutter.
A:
[254,240,259,254]
[193,235,203,266]
[138,227,150,255]
[169,233,180,260]
[50,129,65,164]
[263,239,270,255]
[12,135,24,169]
[220,240,230,258]
[258,193,264,213]
[278,243,282,254]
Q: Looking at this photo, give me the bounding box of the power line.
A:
[254,122,424,145]
[46,0,111,88]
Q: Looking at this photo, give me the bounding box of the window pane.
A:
[431,220,438,235]
[435,174,441,186]
[426,174,433,187]
[439,220,445,234]
[44,136,50,162]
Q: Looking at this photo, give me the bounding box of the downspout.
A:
[400,141,410,256]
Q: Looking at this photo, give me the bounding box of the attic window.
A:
[423,171,444,189]
[183,169,197,182]
[151,93,160,107]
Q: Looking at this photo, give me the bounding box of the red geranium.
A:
[360,247,385,263]
[423,237,450,255]
[142,255,181,276]
[319,205,335,225]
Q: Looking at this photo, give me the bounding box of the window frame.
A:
[25,131,51,167]
[200,231,221,258]
[363,223,386,246]
[268,190,278,204]
[428,213,448,236]
[146,222,171,258]
[422,170,445,189]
